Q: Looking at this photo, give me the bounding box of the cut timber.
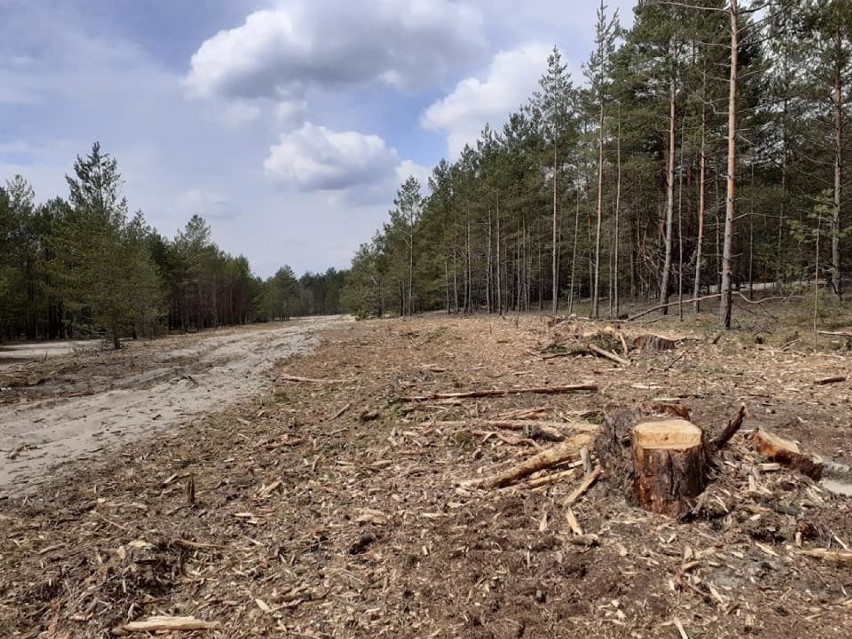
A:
[403,384,598,402]
[747,428,823,480]
[633,419,708,517]
[461,432,593,489]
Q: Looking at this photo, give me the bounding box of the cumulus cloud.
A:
[176,188,238,220]
[264,123,400,192]
[421,43,553,158]
[185,0,486,100]
[396,159,431,189]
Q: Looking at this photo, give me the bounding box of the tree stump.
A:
[633,419,708,517]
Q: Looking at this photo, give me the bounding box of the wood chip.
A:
[563,467,602,506]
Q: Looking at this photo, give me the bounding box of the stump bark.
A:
[633,419,708,517]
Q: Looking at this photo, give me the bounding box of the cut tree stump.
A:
[747,428,823,480]
[633,419,708,517]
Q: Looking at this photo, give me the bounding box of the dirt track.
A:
[0,316,350,496]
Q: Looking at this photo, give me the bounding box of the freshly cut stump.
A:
[633,419,707,517]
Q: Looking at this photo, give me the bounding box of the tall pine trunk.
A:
[720,0,739,329]
[592,101,605,318]
[694,96,707,312]
[660,52,677,315]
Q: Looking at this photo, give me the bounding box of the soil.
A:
[1,310,851,638]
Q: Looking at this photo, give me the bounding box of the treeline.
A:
[342,0,851,326]
[0,143,346,346]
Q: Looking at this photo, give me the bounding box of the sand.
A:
[0,316,351,496]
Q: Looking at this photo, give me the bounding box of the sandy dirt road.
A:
[0,316,350,496]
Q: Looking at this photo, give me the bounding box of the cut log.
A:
[747,428,823,480]
[461,432,593,489]
[633,419,708,517]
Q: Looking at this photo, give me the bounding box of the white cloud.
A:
[219,99,262,126]
[274,99,307,131]
[421,43,553,158]
[264,123,399,192]
[396,159,431,189]
[176,188,237,220]
[185,0,486,100]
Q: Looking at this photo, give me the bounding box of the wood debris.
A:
[461,432,594,489]
[112,615,219,634]
[747,427,824,480]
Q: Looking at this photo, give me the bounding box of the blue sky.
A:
[1,0,635,277]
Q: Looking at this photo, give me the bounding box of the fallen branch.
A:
[403,384,598,402]
[329,403,352,419]
[517,467,579,489]
[800,548,852,564]
[461,432,594,489]
[472,430,542,449]
[430,419,599,442]
[588,344,630,366]
[278,374,347,384]
[563,466,603,506]
[815,376,846,386]
[628,294,721,321]
[711,404,746,451]
[628,292,789,322]
[112,616,219,634]
[817,330,852,338]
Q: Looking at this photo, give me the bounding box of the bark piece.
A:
[593,410,639,501]
[711,404,746,451]
[633,419,708,517]
[747,428,823,480]
[461,432,593,489]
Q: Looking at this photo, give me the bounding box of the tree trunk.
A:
[593,101,605,319]
[552,145,560,313]
[613,108,622,318]
[633,419,708,517]
[694,96,707,312]
[568,186,581,315]
[660,48,677,315]
[832,37,843,300]
[720,1,739,329]
[496,194,503,315]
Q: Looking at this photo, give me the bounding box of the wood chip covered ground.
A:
[2,313,852,638]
